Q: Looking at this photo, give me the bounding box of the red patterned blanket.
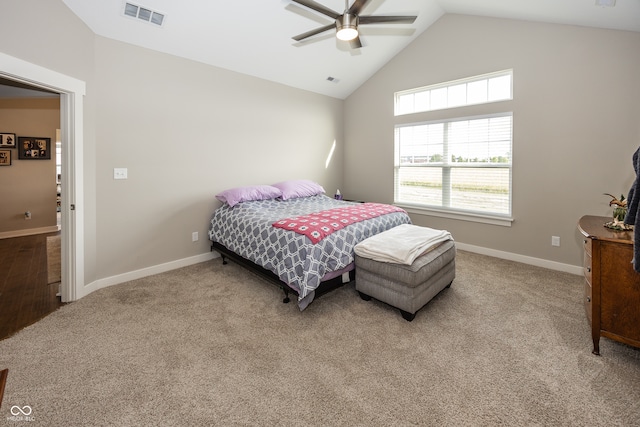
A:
[272,203,407,244]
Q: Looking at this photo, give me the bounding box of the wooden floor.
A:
[0,232,64,341]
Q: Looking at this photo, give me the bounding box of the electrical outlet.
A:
[192,231,199,242]
[551,236,560,247]
[24,211,31,220]
[113,168,128,180]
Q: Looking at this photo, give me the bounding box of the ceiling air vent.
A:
[124,2,165,26]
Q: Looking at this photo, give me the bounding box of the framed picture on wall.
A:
[0,150,11,166]
[18,137,51,160]
[0,133,16,148]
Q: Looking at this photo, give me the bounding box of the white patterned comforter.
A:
[208,195,411,309]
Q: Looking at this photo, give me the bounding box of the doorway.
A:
[0,51,86,303]
[0,82,64,337]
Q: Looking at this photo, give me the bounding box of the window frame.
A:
[394,69,513,116]
[393,70,515,227]
[393,112,514,227]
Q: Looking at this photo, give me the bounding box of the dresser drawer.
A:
[583,238,592,257]
[582,238,593,325]
[584,280,592,324]
[583,250,592,285]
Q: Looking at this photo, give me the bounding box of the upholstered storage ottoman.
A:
[354,225,456,321]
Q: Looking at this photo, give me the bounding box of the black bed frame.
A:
[211,241,354,304]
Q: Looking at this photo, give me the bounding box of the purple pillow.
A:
[215,185,282,207]
[272,180,325,200]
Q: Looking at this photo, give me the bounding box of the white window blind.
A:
[394,113,512,217]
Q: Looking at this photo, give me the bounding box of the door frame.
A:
[0,52,86,302]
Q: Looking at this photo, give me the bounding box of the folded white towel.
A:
[354,224,453,265]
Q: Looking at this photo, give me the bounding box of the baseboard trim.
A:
[76,243,580,302]
[80,251,219,299]
[0,226,59,240]
[455,242,582,275]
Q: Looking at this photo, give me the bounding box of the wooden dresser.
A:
[578,215,640,355]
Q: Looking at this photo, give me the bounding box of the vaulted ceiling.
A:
[10,1,640,99]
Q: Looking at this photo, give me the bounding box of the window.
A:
[393,71,514,224]
[395,70,512,116]
[394,113,512,219]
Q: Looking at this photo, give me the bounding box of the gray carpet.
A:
[1,250,639,426]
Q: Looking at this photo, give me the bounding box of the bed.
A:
[208,181,412,310]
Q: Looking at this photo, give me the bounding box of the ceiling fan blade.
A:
[349,35,363,49]
[293,23,336,41]
[291,0,340,19]
[348,0,372,16]
[359,15,417,25]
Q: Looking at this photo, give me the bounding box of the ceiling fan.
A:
[291,0,417,49]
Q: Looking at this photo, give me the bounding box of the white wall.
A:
[92,37,344,279]
[344,14,640,268]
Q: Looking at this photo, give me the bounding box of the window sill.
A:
[395,204,513,227]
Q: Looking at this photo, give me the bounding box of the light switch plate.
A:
[114,168,128,180]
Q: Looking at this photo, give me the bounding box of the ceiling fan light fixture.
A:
[336,13,358,41]
[290,1,417,48]
[336,27,358,41]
